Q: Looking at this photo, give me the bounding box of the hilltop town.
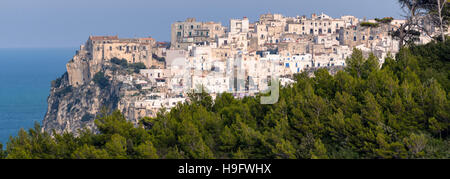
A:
[43,12,445,133]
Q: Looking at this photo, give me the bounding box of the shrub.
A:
[360,22,379,28]
[93,72,109,89]
[129,62,146,73]
[81,113,95,122]
[110,57,128,67]
[375,17,393,24]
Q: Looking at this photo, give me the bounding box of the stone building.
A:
[67,36,157,87]
[295,13,345,35]
[170,18,225,50]
[230,17,250,34]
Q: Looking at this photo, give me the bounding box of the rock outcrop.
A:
[42,61,149,134]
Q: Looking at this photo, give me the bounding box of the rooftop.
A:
[89,35,119,41]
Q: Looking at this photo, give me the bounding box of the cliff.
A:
[42,61,150,134]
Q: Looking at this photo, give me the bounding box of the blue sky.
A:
[0,0,402,48]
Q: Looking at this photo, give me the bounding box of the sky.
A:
[0,0,403,48]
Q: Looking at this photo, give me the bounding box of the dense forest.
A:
[0,41,449,159]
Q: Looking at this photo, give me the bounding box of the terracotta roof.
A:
[139,37,155,41]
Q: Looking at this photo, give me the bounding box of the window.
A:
[191,25,194,29]
[354,36,357,41]
[179,25,182,29]
[177,32,181,37]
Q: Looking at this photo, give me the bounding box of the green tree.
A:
[105,134,128,159]
[310,139,329,159]
[135,141,159,159]
[404,133,428,158]
[361,91,383,124]
[345,48,365,78]
[72,144,109,159]
[0,143,5,159]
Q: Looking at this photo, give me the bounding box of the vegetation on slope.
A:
[0,42,449,159]
[110,57,146,73]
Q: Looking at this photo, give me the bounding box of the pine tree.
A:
[135,141,159,159]
[105,134,128,159]
[310,139,329,159]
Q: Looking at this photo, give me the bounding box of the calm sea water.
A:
[0,48,75,146]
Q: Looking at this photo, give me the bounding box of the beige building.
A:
[85,36,155,65]
[339,23,393,49]
[67,35,157,87]
[292,13,345,35]
[171,18,225,50]
[230,17,250,34]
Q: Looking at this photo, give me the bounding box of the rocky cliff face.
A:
[42,62,147,134]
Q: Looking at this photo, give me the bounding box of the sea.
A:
[0,48,76,146]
